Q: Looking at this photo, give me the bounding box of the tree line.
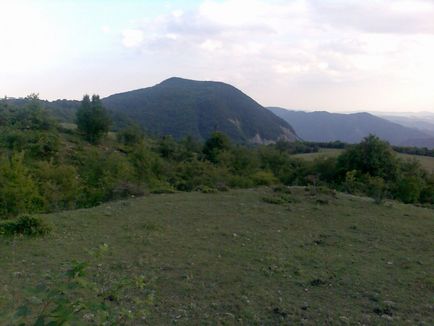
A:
[0,95,433,220]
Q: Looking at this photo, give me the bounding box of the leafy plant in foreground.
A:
[7,244,156,325]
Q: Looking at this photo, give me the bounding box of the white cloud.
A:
[116,0,434,110]
[122,29,145,48]
[200,39,223,52]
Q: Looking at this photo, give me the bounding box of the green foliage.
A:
[0,215,52,236]
[33,162,82,210]
[0,153,44,219]
[76,95,111,143]
[77,149,135,205]
[10,245,155,324]
[366,176,387,204]
[251,171,279,186]
[0,96,432,221]
[117,124,144,146]
[203,132,232,163]
[337,135,398,181]
[394,176,423,204]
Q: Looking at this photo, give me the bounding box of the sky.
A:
[1,0,434,113]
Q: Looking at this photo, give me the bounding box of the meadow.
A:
[294,148,434,173]
[1,188,433,324]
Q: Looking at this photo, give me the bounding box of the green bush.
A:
[393,176,423,204]
[34,162,81,211]
[366,176,387,204]
[195,185,218,193]
[0,215,52,236]
[0,153,44,218]
[252,171,279,186]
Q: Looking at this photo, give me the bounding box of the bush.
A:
[337,135,398,181]
[366,176,387,204]
[34,162,81,211]
[262,194,293,205]
[252,171,278,186]
[148,180,176,194]
[195,185,218,193]
[0,153,44,218]
[393,176,423,204]
[0,215,52,237]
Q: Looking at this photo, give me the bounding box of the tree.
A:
[76,95,111,143]
[337,135,398,181]
[203,132,232,163]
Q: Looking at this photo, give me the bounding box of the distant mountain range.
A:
[269,107,434,148]
[4,78,433,148]
[102,78,297,143]
[379,114,434,137]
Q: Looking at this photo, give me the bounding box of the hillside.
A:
[380,113,434,137]
[102,78,297,143]
[1,188,433,324]
[269,107,433,147]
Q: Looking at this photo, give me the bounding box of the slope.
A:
[1,188,433,324]
[102,78,297,143]
[269,107,433,147]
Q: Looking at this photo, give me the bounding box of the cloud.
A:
[122,29,144,48]
[311,0,434,35]
[117,0,434,110]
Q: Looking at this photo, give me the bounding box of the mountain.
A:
[102,78,297,143]
[269,107,434,148]
[380,114,434,137]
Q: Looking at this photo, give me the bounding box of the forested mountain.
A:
[269,107,434,148]
[102,78,297,143]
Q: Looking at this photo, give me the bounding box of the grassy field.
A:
[294,149,434,173]
[1,188,433,324]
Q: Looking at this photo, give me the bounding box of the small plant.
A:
[149,182,176,194]
[262,194,294,205]
[10,244,156,325]
[195,185,218,194]
[0,215,52,237]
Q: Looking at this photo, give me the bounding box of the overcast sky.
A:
[1,0,434,112]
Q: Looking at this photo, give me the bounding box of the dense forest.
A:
[0,95,433,223]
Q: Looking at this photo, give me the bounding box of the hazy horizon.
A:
[1,0,434,113]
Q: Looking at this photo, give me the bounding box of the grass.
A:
[294,148,434,172]
[0,188,433,324]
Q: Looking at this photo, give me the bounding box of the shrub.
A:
[148,180,176,194]
[252,171,278,186]
[337,135,398,181]
[195,185,218,193]
[366,176,387,204]
[34,162,81,211]
[0,153,44,218]
[393,176,423,204]
[262,194,294,205]
[117,124,144,146]
[0,215,52,237]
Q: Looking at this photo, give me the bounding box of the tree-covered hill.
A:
[102,78,298,143]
